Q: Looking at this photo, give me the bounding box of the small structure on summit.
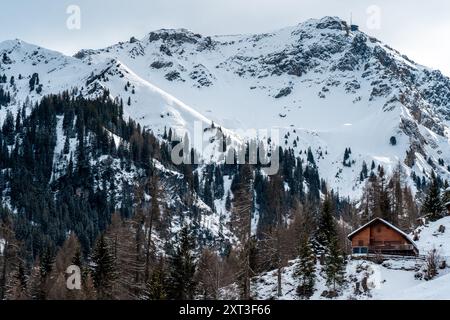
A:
[348,218,419,256]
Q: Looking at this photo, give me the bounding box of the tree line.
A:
[0,91,448,300]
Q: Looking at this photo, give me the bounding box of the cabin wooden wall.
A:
[369,221,407,245]
[351,221,408,247]
[351,227,370,247]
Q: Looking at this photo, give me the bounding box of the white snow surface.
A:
[2,16,450,200]
[222,215,450,300]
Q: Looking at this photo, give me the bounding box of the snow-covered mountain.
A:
[2,16,450,198]
[0,39,238,166]
[0,39,240,252]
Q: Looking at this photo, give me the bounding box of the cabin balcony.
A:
[352,244,417,256]
[369,244,415,252]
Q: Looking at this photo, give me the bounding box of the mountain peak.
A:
[0,38,34,51]
[146,28,203,44]
[2,19,450,202]
[0,38,67,59]
[301,16,348,30]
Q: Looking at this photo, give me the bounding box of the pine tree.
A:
[90,234,117,299]
[142,175,161,282]
[28,259,42,300]
[63,136,70,154]
[294,238,316,299]
[306,147,315,166]
[214,167,225,199]
[29,73,39,91]
[0,212,21,300]
[167,226,197,300]
[422,171,444,221]
[27,246,55,300]
[264,174,285,297]
[145,257,167,300]
[360,161,368,181]
[388,163,403,225]
[225,191,232,212]
[46,233,86,300]
[316,196,336,249]
[324,236,345,294]
[231,164,254,299]
[195,249,222,300]
[105,214,145,299]
[378,167,392,222]
[343,148,351,167]
[5,261,29,300]
[203,176,214,208]
[2,110,15,145]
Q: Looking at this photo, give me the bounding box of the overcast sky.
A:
[1,0,449,75]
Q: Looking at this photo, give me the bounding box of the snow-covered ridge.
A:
[2,16,450,198]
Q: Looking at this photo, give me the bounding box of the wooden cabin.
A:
[348,218,418,256]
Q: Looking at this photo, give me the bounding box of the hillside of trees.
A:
[0,92,448,300]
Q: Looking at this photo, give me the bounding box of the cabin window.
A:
[353,247,368,254]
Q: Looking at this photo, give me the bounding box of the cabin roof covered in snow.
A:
[347,217,418,250]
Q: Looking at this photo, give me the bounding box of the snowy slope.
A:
[0,39,239,164]
[372,216,450,300]
[241,215,450,300]
[2,16,450,198]
[244,258,424,300]
[389,272,450,300]
[0,39,247,255]
[0,39,90,121]
[414,216,450,259]
[76,16,450,198]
